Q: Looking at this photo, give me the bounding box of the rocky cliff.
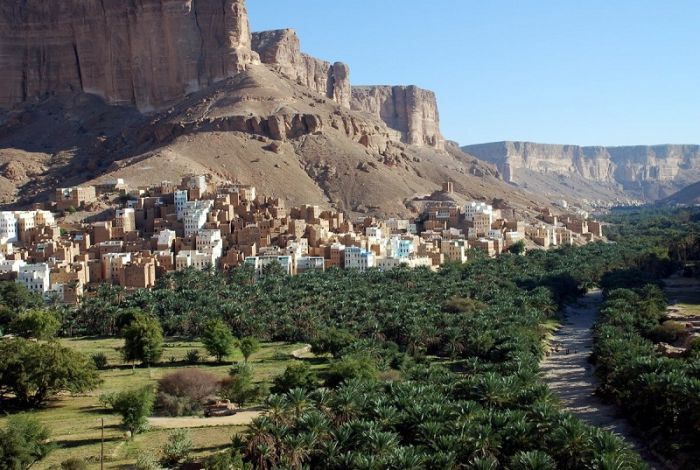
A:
[252,29,351,108]
[351,86,444,150]
[463,141,700,199]
[0,0,258,112]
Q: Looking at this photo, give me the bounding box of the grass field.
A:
[665,276,700,316]
[0,338,320,469]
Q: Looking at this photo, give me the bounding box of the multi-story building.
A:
[244,255,293,277]
[115,208,136,233]
[344,246,375,272]
[174,190,188,221]
[16,263,50,296]
[442,239,468,263]
[182,200,213,237]
[0,212,18,242]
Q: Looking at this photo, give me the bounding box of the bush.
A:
[60,458,89,470]
[271,362,318,394]
[0,414,55,469]
[325,355,378,388]
[185,349,201,364]
[91,352,109,370]
[102,386,155,437]
[203,450,251,470]
[160,429,192,466]
[649,320,686,343]
[156,369,221,416]
[310,328,355,358]
[221,364,267,406]
[135,452,162,470]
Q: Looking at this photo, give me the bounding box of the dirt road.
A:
[540,290,664,468]
[148,409,263,429]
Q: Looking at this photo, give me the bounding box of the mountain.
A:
[0,0,549,217]
[661,181,700,206]
[463,141,700,204]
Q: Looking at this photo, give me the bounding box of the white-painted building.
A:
[464,202,494,224]
[182,200,213,237]
[196,229,223,262]
[156,229,177,251]
[0,212,18,242]
[296,256,325,274]
[174,190,188,221]
[175,250,217,271]
[244,255,293,277]
[16,263,50,296]
[344,246,375,272]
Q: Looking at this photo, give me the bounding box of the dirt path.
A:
[540,290,664,468]
[148,409,263,429]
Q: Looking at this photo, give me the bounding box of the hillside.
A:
[661,181,700,206]
[463,141,700,204]
[0,0,553,217]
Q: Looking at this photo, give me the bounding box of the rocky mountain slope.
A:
[661,181,700,206]
[0,0,549,216]
[463,141,700,202]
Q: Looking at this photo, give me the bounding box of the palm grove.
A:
[1,207,699,469]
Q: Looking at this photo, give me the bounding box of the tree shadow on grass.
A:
[55,436,121,449]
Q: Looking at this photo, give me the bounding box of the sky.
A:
[247,0,700,147]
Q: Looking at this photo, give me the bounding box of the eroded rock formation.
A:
[463,141,700,192]
[0,0,259,112]
[251,29,351,108]
[351,86,444,150]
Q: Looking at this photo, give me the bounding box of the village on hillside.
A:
[0,176,604,304]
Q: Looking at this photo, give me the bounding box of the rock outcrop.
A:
[463,141,700,198]
[251,29,351,108]
[0,0,259,112]
[351,86,444,150]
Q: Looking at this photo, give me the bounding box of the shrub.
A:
[60,458,89,470]
[649,320,686,343]
[310,328,355,358]
[156,369,221,417]
[160,429,192,467]
[91,352,109,370]
[271,362,318,394]
[185,349,201,364]
[0,415,55,469]
[102,386,155,437]
[135,452,162,470]
[203,450,250,470]
[221,364,267,406]
[325,355,378,388]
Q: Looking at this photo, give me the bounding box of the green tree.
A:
[310,328,356,358]
[160,429,192,466]
[221,364,267,406]
[271,362,318,394]
[325,355,378,388]
[508,240,527,255]
[0,414,55,469]
[201,319,236,362]
[239,337,260,363]
[102,386,155,437]
[10,309,60,339]
[0,339,100,407]
[122,315,163,366]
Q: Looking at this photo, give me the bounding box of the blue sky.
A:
[247,1,699,146]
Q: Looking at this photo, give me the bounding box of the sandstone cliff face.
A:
[251,29,351,108]
[0,0,258,112]
[463,141,700,193]
[351,86,444,150]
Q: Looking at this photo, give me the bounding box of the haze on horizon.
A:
[248,0,700,148]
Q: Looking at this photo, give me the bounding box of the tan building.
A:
[55,186,97,211]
